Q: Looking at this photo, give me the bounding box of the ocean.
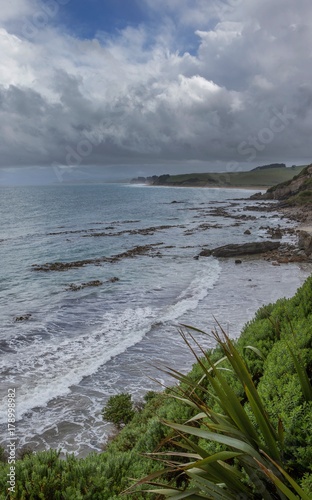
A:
[0,183,310,456]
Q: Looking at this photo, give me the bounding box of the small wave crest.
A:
[0,259,220,423]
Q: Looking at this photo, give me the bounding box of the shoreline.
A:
[130,182,269,191]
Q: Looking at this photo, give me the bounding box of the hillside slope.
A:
[265,163,312,204]
[147,165,305,188]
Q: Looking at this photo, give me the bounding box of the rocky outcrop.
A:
[259,164,312,201]
[84,225,176,238]
[15,313,32,322]
[199,249,213,257]
[33,244,162,272]
[298,230,312,256]
[199,241,280,258]
[66,280,103,291]
[249,192,263,200]
[66,277,120,291]
[212,241,281,257]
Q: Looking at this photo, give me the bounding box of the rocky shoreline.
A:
[32,198,312,275]
[196,200,312,264]
[18,192,311,329]
[30,166,312,299]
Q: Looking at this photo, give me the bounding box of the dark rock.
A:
[244,229,251,235]
[249,192,263,200]
[67,280,103,291]
[199,249,212,257]
[235,260,242,264]
[243,204,272,212]
[270,229,283,239]
[15,313,32,322]
[84,224,176,238]
[298,230,312,256]
[210,241,280,258]
[33,244,162,272]
[108,277,120,283]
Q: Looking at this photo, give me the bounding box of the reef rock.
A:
[200,241,280,258]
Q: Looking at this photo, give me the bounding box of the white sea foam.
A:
[0,307,154,424]
[0,260,220,424]
[161,259,220,323]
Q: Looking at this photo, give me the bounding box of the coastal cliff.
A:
[250,163,312,256]
[265,163,312,202]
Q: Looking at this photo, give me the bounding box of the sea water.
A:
[0,183,310,456]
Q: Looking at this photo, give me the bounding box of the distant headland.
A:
[130,163,306,189]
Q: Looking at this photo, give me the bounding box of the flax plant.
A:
[130,324,311,499]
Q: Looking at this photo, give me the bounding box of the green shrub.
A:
[133,327,312,499]
[102,393,135,429]
[301,472,312,496]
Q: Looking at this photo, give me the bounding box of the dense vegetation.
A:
[1,276,312,498]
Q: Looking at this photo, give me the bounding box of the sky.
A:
[1,0,312,182]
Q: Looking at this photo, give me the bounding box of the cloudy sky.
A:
[1,0,312,182]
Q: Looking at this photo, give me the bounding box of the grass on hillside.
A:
[155,166,305,188]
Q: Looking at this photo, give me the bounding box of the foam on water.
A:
[0,259,220,424]
[161,258,220,323]
[0,307,153,423]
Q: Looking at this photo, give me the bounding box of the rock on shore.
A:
[199,241,280,258]
[298,230,312,256]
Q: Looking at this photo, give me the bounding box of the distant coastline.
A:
[130,163,306,190]
[128,182,268,191]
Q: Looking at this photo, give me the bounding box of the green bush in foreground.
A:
[1,276,312,499]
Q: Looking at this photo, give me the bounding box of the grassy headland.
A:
[253,163,312,226]
[266,163,312,204]
[131,164,306,189]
